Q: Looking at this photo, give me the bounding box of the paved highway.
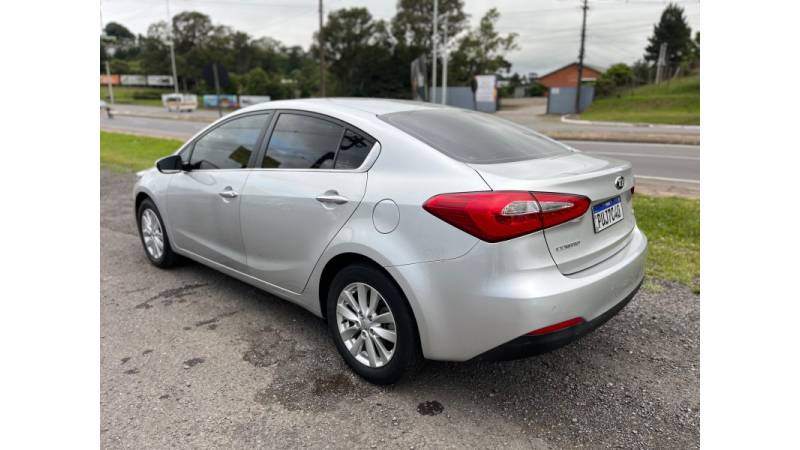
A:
[100,113,700,190]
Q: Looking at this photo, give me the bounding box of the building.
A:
[537,62,603,91]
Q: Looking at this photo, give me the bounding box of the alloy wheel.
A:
[141,209,164,260]
[335,282,397,368]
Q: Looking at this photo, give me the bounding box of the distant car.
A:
[162,93,198,112]
[133,98,647,384]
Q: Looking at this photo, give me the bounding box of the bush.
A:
[528,82,546,97]
[595,63,635,97]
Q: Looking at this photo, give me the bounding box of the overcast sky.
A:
[101,0,700,76]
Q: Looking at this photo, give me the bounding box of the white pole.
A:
[442,15,448,105]
[431,0,438,103]
[166,0,179,93]
[105,60,115,104]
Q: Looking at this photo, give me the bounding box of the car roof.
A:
[238,97,446,116]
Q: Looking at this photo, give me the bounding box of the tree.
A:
[644,3,692,70]
[631,59,652,85]
[595,63,635,97]
[104,22,135,41]
[391,0,468,53]
[240,67,290,99]
[314,7,401,96]
[448,8,518,84]
[684,31,700,70]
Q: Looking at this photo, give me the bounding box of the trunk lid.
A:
[470,152,636,275]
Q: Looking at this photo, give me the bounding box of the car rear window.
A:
[379,109,571,164]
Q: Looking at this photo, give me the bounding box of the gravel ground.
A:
[101,170,699,449]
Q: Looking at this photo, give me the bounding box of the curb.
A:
[561,114,700,130]
[543,132,699,146]
[113,110,219,124]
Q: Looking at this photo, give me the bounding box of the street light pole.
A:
[319,0,326,97]
[105,59,115,104]
[165,0,179,93]
[442,15,448,105]
[431,0,438,103]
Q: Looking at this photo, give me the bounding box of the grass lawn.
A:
[100,131,183,172]
[580,76,700,125]
[634,195,700,293]
[100,85,172,107]
[100,131,700,292]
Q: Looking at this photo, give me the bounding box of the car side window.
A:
[262,113,344,169]
[335,129,375,169]
[188,114,269,170]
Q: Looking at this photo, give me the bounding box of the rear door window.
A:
[262,113,344,169]
[379,109,571,164]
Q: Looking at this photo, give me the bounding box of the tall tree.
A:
[391,0,468,54]
[644,3,692,69]
[314,7,400,96]
[448,8,518,84]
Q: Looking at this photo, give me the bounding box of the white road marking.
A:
[585,151,699,161]
[564,140,700,150]
[635,175,700,184]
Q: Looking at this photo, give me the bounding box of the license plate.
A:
[592,196,624,233]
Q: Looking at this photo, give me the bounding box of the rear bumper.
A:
[387,226,647,361]
[475,278,642,361]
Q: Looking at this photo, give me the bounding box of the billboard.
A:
[474,75,497,103]
[203,94,238,109]
[147,75,174,87]
[120,74,147,86]
[239,95,271,107]
[100,74,120,85]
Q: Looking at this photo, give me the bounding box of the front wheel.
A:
[137,199,178,268]
[326,264,421,385]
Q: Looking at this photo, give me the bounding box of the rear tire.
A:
[326,263,421,385]
[137,199,178,268]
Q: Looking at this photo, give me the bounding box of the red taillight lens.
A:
[527,317,585,336]
[422,191,590,243]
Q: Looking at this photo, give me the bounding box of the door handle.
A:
[316,193,348,205]
[219,188,238,199]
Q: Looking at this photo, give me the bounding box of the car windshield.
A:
[379,109,572,164]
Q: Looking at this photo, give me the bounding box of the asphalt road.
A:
[99,114,699,189]
[101,169,700,449]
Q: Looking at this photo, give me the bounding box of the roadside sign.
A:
[239,95,271,107]
[203,95,238,109]
[474,75,497,103]
[100,74,120,85]
[120,74,147,86]
[147,75,174,87]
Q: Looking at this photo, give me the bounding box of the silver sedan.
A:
[134,98,647,384]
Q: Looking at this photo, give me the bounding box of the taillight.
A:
[422,191,590,243]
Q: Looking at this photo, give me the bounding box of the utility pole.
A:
[165,0,179,93]
[441,15,448,105]
[318,0,326,97]
[100,2,115,104]
[655,42,667,84]
[212,63,223,118]
[431,0,438,103]
[105,58,115,104]
[574,0,588,114]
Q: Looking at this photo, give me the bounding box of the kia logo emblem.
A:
[614,176,625,190]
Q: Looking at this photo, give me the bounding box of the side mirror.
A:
[156,155,184,173]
